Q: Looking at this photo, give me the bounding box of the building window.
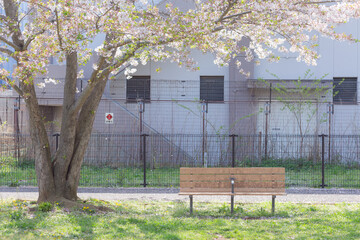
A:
[200,76,224,102]
[126,76,150,102]
[333,77,357,105]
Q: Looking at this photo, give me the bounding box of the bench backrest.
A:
[180,167,285,194]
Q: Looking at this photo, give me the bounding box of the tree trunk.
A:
[52,52,78,199]
[63,80,108,200]
[36,51,110,202]
[22,82,57,202]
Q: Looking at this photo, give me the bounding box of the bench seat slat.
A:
[180,187,286,193]
[180,174,285,182]
[180,181,285,189]
[180,167,285,175]
[179,192,286,196]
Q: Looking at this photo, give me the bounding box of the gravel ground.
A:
[1,187,360,204]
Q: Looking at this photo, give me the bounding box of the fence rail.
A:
[1,133,360,188]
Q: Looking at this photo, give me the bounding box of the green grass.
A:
[0,199,360,239]
[1,157,360,188]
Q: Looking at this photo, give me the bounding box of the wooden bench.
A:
[179,167,286,214]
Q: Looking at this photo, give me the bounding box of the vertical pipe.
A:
[328,103,333,164]
[272,195,276,214]
[53,133,60,151]
[142,134,148,187]
[138,101,145,185]
[13,97,20,159]
[319,134,328,188]
[139,101,143,134]
[6,98,8,125]
[229,134,238,167]
[230,178,235,214]
[269,83,272,114]
[321,134,325,188]
[265,102,269,161]
[232,135,235,167]
[258,131,262,165]
[189,195,193,214]
[202,101,208,167]
[202,107,205,167]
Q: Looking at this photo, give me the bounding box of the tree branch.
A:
[55,9,63,49]
[215,0,238,24]
[69,56,106,114]
[72,41,143,114]
[221,11,252,22]
[0,75,24,97]
[11,83,24,97]
[24,29,46,49]
[294,1,339,5]
[0,47,14,56]
[0,36,21,51]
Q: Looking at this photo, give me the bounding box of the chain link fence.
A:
[1,133,360,188]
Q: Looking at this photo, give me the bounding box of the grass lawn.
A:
[0,199,360,239]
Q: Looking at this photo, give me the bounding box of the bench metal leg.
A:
[189,195,193,214]
[231,195,234,214]
[272,195,276,214]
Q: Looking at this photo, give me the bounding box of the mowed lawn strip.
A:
[0,199,360,239]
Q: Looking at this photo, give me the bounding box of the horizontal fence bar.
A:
[0,133,360,188]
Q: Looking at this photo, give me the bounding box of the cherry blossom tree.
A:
[1,0,360,203]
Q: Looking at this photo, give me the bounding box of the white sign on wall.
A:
[105,113,113,124]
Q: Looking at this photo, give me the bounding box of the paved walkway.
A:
[1,187,360,203]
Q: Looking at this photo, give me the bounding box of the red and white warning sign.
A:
[105,113,113,124]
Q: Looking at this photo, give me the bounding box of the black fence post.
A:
[141,134,149,187]
[318,134,328,188]
[229,134,238,167]
[52,133,60,151]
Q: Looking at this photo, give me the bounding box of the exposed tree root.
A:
[37,196,113,213]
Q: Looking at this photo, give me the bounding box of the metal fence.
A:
[1,133,360,188]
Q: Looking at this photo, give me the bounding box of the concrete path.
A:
[1,187,360,204]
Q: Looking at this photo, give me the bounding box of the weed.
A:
[8,180,20,187]
[309,206,317,212]
[38,202,53,212]
[218,203,230,214]
[82,206,95,214]
[9,210,23,221]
